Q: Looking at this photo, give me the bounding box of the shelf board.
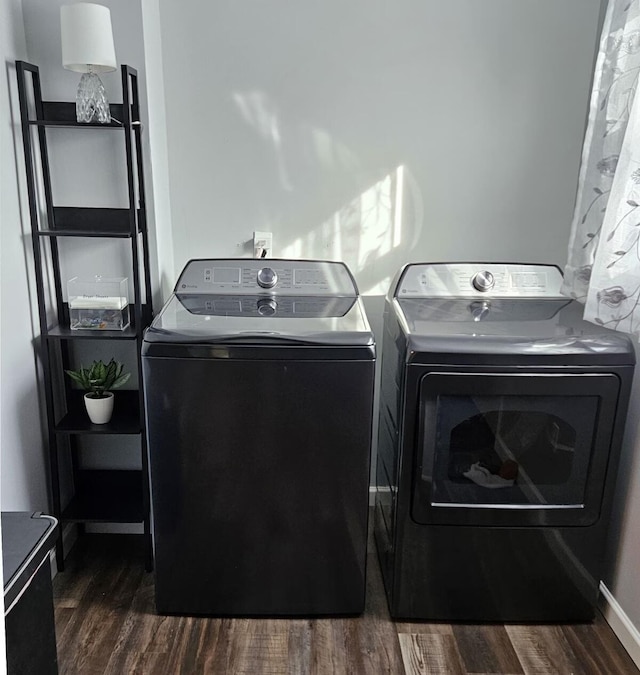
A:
[55,390,142,435]
[46,324,139,340]
[62,469,144,523]
[31,102,131,128]
[37,207,138,238]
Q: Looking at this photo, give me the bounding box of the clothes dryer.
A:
[374,263,634,621]
[143,259,375,616]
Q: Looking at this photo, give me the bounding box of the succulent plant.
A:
[65,359,130,399]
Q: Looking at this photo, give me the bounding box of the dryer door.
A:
[412,372,620,527]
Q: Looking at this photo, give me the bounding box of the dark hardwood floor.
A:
[53,533,639,674]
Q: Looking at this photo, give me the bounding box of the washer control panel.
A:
[175,259,358,296]
[396,263,565,298]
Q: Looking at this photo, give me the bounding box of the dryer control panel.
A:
[396,263,565,299]
[175,259,358,296]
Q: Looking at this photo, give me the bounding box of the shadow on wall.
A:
[166,0,600,286]
[280,165,423,295]
[230,89,424,295]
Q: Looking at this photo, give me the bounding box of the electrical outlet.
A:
[253,231,273,258]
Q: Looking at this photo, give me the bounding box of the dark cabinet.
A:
[15,61,152,569]
[3,512,59,675]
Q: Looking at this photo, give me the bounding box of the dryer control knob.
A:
[472,270,495,292]
[257,298,277,316]
[257,267,278,288]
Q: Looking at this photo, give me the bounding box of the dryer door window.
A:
[412,372,620,527]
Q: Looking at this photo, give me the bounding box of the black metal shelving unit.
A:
[16,61,153,570]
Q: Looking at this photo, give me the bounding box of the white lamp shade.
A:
[61,3,117,73]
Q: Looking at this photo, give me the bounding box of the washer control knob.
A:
[472,270,495,293]
[257,267,278,288]
[470,300,491,322]
[257,298,277,316]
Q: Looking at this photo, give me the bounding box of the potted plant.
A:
[65,359,130,424]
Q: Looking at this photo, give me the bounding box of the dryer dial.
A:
[257,267,278,288]
[472,270,495,292]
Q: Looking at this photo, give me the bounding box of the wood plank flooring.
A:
[53,533,639,675]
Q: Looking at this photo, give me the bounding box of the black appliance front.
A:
[376,362,632,621]
[144,347,374,616]
[374,262,635,622]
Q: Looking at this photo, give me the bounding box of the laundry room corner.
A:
[5,0,640,671]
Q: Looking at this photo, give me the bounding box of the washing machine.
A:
[374,262,635,621]
[142,258,375,616]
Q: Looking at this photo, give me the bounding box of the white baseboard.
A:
[599,582,640,668]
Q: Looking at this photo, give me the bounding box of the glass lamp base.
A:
[76,72,111,124]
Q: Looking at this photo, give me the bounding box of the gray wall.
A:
[158,0,601,290]
[0,0,49,513]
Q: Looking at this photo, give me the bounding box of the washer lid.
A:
[145,258,374,346]
[144,295,374,346]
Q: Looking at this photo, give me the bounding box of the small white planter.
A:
[84,392,114,424]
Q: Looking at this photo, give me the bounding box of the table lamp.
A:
[61,2,117,123]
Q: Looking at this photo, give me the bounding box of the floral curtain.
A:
[562,0,640,334]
